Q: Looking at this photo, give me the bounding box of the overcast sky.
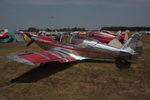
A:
[0,0,150,30]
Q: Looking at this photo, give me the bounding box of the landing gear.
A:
[115,58,131,69]
[40,63,47,66]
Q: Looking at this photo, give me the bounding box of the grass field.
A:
[0,33,150,100]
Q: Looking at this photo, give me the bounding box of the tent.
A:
[2,30,26,43]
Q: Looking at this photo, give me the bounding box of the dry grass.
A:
[0,33,150,100]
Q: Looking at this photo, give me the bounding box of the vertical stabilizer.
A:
[122,33,143,57]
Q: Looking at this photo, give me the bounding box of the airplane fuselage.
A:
[33,36,133,60]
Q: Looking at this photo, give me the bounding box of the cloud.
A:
[4,0,96,5]
[4,0,150,8]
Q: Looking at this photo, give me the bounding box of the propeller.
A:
[24,33,35,47]
[24,33,32,39]
[25,31,41,47]
[26,39,35,47]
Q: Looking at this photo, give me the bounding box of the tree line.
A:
[101,26,150,31]
[10,26,150,32]
[25,27,86,32]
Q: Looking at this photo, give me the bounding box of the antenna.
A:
[50,16,54,32]
[98,25,101,32]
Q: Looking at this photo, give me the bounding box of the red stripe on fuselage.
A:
[36,40,119,56]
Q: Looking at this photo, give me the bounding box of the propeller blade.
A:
[24,33,32,39]
[26,39,35,47]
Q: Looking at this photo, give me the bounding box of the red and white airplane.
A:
[0,32,9,39]
[8,32,142,67]
[80,31,128,44]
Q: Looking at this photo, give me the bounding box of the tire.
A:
[115,58,131,69]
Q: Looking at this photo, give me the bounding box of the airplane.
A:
[7,32,142,68]
[79,31,128,44]
[0,32,9,39]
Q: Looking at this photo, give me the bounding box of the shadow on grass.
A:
[11,61,77,83]
[10,59,130,83]
[115,59,131,69]
[82,59,115,63]
[82,59,131,69]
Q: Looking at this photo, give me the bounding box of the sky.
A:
[0,0,150,30]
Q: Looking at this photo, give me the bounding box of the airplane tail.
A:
[36,30,40,35]
[121,33,143,58]
[36,30,43,36]
[121,32,128,43]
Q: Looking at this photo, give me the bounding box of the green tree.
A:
[27,27,37,32]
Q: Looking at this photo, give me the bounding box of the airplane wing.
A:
[7,47,87,65]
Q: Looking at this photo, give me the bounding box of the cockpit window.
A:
[54,33,99,45]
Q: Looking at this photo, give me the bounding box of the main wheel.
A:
[115,58,131,69]
[40,63,47,66]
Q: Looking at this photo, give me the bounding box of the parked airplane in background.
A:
[79,31,128,44]
[0,32,9,39]
[7,31,142,68]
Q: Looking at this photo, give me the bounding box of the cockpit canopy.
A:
[54,33,99,45]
